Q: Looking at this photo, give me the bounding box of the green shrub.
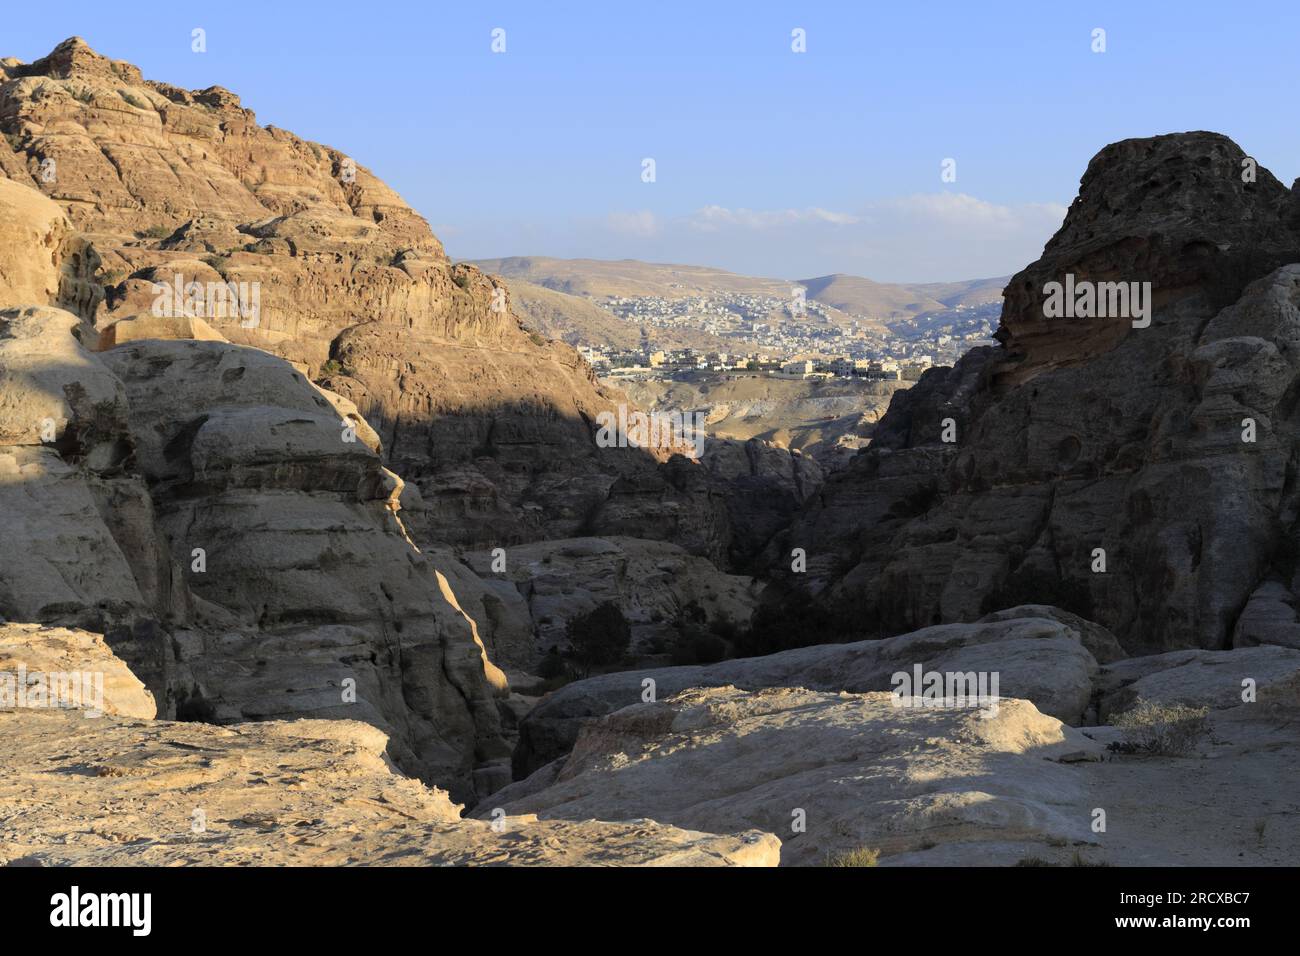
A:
[138,224,173,240]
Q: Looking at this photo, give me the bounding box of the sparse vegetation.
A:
[670,602,729,665]
[561,602,631,678]
[319,359,346,378]
[1110,699,1210,757]
[204,254,231,276]
[118,89,150,110]
[138,224,173,240]
[826,846,879,867]
[1070,850,1111,867]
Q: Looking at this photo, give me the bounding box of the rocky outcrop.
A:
[0,623,155,718]
[0,38,730,562]
[0,294,515,803]
[513,608,1108,777]
[464,535,760,663]
[0,708,778,866]
[489,686,1104,866]
[1097,645,1300,720]
[779,132,1300,653]
[0,177,99,318]
[702,437,823,567]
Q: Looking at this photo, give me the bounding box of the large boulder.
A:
[488,685,1103,866]
[513,609,1101,777]
[1097,645,1300,720]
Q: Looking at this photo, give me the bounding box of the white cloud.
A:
[451,193,1068,282]
[688,205,861,231]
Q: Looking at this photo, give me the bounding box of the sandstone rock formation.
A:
[491,686,1104,866]
[0,296,516,802]
[0,710,777,866]
[513,608,1110,776]
[778,132,1300,654]
[0,623,155,718]
[0,38,752,808]
[0,37,730,562]
[464,535,759,662]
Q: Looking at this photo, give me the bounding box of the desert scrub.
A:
[138,224,172,240]
[826,847,879,867]
[1111,699,1209,756]
[319,359,353,378]
[118,90,151,110]
[204,254,231,276]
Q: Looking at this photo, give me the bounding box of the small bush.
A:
[1111,699,1209,756]
[319,359,345,377]
[118,90,151,110]
[138,224,173,240]
[826,847,879,868]
[562,602,631,678]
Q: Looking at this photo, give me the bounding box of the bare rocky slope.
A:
[774,132,1300,655]
[0,37,729,561]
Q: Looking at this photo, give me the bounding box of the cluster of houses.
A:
[582,345,932,383]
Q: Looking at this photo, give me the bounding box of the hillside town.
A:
[583,294,1000,383]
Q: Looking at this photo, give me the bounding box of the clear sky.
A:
[6,1,1299,282]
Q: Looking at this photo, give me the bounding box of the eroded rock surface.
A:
[779,133,1300,654]
[0,709,777,866]
[491,686,1103,866]
[0,38,729,561]
[513,609,1106,776]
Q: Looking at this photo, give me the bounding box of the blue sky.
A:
[6,1,1299,282]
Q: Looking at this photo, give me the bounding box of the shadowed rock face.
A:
[0,37,729,562]
[777,132,1300,654]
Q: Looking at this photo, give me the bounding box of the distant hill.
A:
[471,256,792,299]
[795,273,1009,318]
[508,278,736,352]
[472,256,1006,330]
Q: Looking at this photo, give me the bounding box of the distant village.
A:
[578,291,1000,383]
